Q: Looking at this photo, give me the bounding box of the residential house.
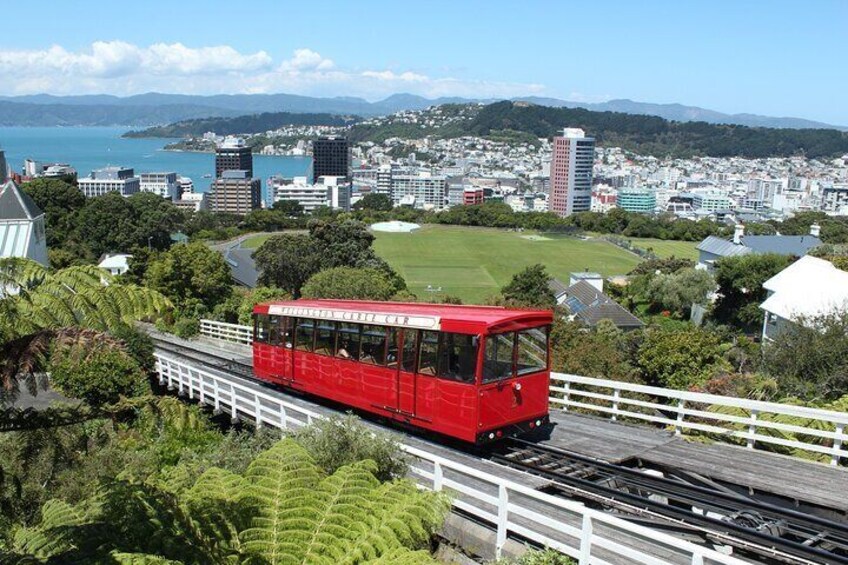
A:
[760,256,848,342]
[551,277,643,331]
[696,224,822,271]
[0,180,48,266]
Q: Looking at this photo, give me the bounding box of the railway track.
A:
[493,439,848,564]
[151,334,848,564]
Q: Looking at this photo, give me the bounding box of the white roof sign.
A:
[267,305,441,331]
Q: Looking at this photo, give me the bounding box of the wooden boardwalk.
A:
[546,411,848,514]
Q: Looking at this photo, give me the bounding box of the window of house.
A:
[516,327,549,376]
[438,333,477,384]
[295,318,315,352]
[336,323,361,360]
[483,332,515,383]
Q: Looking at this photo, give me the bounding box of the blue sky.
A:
[1,0,847,124]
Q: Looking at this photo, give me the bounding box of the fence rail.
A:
[197,319,848,466]
[154,352,748,564]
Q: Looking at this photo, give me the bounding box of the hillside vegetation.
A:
[124,111,359,138]
[352,101,848,159]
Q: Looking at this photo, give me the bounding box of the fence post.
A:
[690,553,704,565]
[611,388,621,422]
[832,423,844,466]
[747,409,759,449]
[255,396,263,428]
[562,380,571,412]
[230,383,238,423]
[213,379,221,414]
[433,461,443,492]
[496,485,508,559]
[675,399,686,435]
[279,405,287,430]
[198,370,205,404]
[578,513,593,564]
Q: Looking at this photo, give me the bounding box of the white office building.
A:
[78,167,140,198]
[390,171,447,209]
[140,172,179,200]
[269,175,352,213]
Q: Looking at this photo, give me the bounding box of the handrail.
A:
[153,351,749,564]
[196,319,848,466]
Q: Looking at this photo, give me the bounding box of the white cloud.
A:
[0,42,545,100]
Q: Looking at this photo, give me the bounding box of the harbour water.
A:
[0,126,312,199]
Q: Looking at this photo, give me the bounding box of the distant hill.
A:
[348,101,848,159]
[124,111,360,138]
[0,92,842,130]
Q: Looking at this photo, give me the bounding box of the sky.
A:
[1,0,847,124]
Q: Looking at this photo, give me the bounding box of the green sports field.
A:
[372,225,644,303]
[625,237,699,260]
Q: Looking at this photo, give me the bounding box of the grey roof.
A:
[0,181,43,221]
[562,280,643,329]
[696,234,821,258]
[224,247,258,288]
[741,235,821,256]
[696,235,752,258]
[548,278,569,298]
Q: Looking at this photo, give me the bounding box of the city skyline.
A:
[0,1,846,124]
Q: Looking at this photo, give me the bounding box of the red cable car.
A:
[252,299,552,444]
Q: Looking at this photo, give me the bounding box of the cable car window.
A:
[401,330,418,373]
[386,328,401,368]
[516,327,549,376]
[281,317,294,349]
[360,325,387,365]
[254,314,270,343]
[294,318,315,352]
[418,331,439,376]
[269,315,282,345]
[438,333,477,384]
[314,321,336,356]
[483,332,515,383]
[336,323,361,360]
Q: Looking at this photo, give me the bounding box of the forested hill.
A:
[123,111,359,138]
[447,101,848,159]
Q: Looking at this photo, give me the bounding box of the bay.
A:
[0,126,312,201]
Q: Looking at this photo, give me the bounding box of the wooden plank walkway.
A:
[546,411,848,513]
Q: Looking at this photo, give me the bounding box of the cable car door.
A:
[394,329,417,415]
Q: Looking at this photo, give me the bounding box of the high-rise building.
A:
[390,172,447,209]
[215,137,253,178]
[140,172,179,200]
[268,175,352,213]
[548,128,594,217]
[78,167,140,198]
[312,137,351,181]
[208,170,261,215]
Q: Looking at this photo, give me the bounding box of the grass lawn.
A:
[242,234,275,249]
[372,225,643,303]
[624,238,699,260]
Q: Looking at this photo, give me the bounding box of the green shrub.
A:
[49,346,148,407]
[110,324,155,373]
[289,414,408,481]
[172,317,200,339]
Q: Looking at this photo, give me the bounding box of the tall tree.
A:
[354,193,393,212]
[254,234,322,298]
[145,242,233,313]
[712,254,793,331]
[500,264,556,309]
[637,327,729,389]
[21,178,85,247]
[301,267,397,301]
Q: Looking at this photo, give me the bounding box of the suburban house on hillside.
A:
[0,180,48,266]
[550,273,643,331]
[760,255,848,342]
[696,224,822,272]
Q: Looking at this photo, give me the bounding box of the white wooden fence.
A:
[198,319,848,466]
[155,352,749,564]
[199,319,253,346]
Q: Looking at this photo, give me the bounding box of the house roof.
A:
[548,278,569,298]
[0,181,43,221]
[697,233,822,259]
[761,256,848,321]
[696,235,751,258]
[741,235,821,256]
[562,280,643,329]
[97,253,132,270]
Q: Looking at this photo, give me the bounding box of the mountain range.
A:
[0,92,843,130]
